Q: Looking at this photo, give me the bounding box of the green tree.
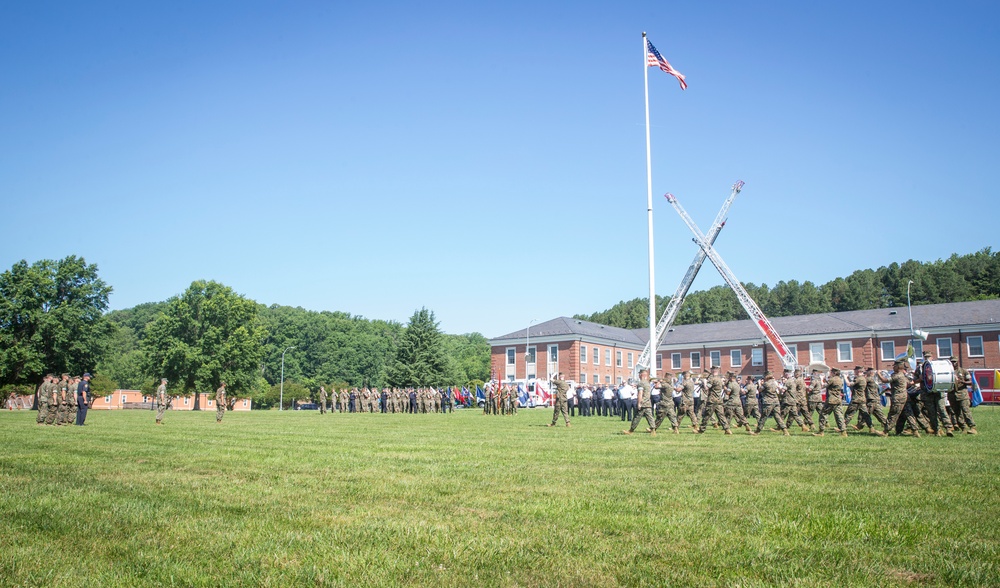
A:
[0,256,113,389]
[387,308,448,387]
[142,281,267,409]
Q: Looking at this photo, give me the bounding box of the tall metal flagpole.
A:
[642,31,656,379]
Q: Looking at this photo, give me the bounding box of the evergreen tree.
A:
[387,308,448,388]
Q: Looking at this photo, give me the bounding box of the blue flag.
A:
[844,380,851,404]
[517,384,529,407]
[971,374,984,408]
[476,385,485,402]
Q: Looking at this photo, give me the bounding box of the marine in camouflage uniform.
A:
[653,375,679,433]
[45,374,61,425]
[948,358,977,434]
[318,386,327,414]
[698,367,731,435]
[722,372,751,433]
[843,367,871,431]
[779,370,807,432]
[548,374,571,427]
[752,372,789,436]
[624,370,655,435]
[794,369,813,429]
[53,374,71,425]
[805,371,825,429]
[63,376,78,425]
[155,378,168,424]
[815,368,847,436]
[35,376,50,425]
[916,353,954,436]
[742,376,761,424]
[676,372,698,429]
[863,367,888,436]
[884,361,922,437]
[215,382,226,423]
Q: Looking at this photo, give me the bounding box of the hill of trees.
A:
[574,249,1000,329]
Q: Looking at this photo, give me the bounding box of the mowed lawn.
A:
[1,406,998,588]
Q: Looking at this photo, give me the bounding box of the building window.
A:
[690,352,701,369]
[731,350,742,367]
[208,399,213,407]
[937,338,952,358]
[605,375,611,384]
[593,374,598,385]
[184,397,189,405]
[549,345,559,363]
[105,395,112,403]
[616,351,622,367]
[507,348,516,365]
[593,346,600,365]
[656,354,663,370]
[880,341,895,361]
[809,343,824,364]
[911,339,923,358]
[242,399,249,407]
[837,342,852,363]
[751,348,763,366]
[616,376,622,385]
[627,352,634,369]
[526,346,536,364]
[121,394,128,404]
[580,346,587,364]
[968,336,984,357]
[671,353,682,370]
[787,344,798,363]
[580,373,587,384]
[710,350,721,368]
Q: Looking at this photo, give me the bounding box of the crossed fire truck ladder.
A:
[634,181,797,376]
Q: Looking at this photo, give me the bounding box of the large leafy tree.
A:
[387,307,448,387]
[143,281,267,409]
[0,256,113,388]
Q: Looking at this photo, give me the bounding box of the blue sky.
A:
[2,1,998,338]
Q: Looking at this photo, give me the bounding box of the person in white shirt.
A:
[579,385,593,416]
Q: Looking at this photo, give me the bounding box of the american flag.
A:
[646,39,687,90]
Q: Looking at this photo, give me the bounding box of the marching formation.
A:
[316,386,457,414]
[34,372,92,426]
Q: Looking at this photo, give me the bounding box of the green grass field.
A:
[2,406,998,587]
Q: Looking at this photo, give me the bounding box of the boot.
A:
[749,430,758,436]
[854,423,865,431]
[913,430,921,438]
[801,425,810,432]
[622,430,632,435]
[724,429,733,436]
[873,429,886,437]
[783,429,790,437]
[547,423,555,427]
[935,429,945,437]
[745,424,752,432]
[565,422,571,428]
[672,427,679,434]
[812,432,824,437]
[840,431,848,437]
[650,429,656,437]
[968,427,978,435]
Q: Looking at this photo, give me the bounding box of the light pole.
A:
[907,280,915,338]
[280,346,295,411]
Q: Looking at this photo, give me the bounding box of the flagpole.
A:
[642,32,656,379]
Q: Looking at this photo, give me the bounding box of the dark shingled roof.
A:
[491,299,1000,348]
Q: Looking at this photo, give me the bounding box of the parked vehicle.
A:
[970,369,1000,403]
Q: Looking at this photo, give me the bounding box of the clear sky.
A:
[2,1,998,338]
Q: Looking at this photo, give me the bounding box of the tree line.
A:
[575,248,1000,329]
[0,258,490,409]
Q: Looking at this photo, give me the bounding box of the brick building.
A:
[490,299,1000,384]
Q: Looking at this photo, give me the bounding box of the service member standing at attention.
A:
[215,381,226,423]
[155,378,168,425]
[623,369,656,436]
[548,373,571,428]
[319,386,327,415]
[948,357,977,434]
[814,368,847,436]
[698,367,731,435]
[36,374,52,425]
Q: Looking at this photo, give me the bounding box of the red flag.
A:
[646,39,687,90]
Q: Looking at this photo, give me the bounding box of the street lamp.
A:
[280,346,295,411]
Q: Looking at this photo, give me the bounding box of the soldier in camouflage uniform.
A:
[948,357,977,434]
[548,373,571,427]
[752,371,789,436]
[863,367,888,436]
[155,378,168,424]
[916,353,954,436]
[318,386,327,414]
[53,374,70,425]
[215,382,226,423]
[884,361,922,437]
[675,371,698,429]
[794,369,813,430]
[64,375,78,425]
[653,375,679,434]
[805,370,825,430]
[623,370,656,435]
[44,374,61,425]
[723,372,751,433]
[780,370,808,432]
[814,368,847,436]
[742,375,761,424]
[844,367,872,431]
[35,376,51,425]
[698,367,731,435]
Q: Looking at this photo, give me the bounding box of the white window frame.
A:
[526,345,536,365]
[580,345,588,364]
[593,374,598,385]
[208,399,213,407]
[605,375,611,384]
[690,352,701,370]
[937,338,953,359]
[751,348,764,367]
[911,339,923,358]
[549,344,559,363]
[507,348,516,365]
[580,373,587,384]
[242,399,249,407]
[184,397,189,405]
[837,341,852,363]
[616,351,622,368]
[730,349,742,368]
[968,336,984,357]
[105,395,112,403]
[121,394,128,405]
[605,349,612,366]
[627,352,634,369]
[593,346,600,365]
[656,354,663,370]
[809,343,825,364]
[709,350,721,368]
[616,376,623,385]
[880,341,895,361]
[671,353,682,370]
[787,344,798,364]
